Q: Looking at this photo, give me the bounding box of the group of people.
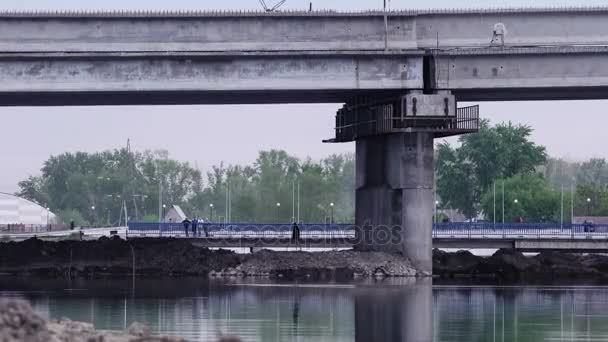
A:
[181,218,208,237]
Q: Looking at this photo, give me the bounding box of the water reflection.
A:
[2,277,608,341]
[355,279,432,342]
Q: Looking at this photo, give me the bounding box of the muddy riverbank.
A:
[3,237,608,281]
[0,237,418,279]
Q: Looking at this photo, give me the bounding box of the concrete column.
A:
[355,132,434,274]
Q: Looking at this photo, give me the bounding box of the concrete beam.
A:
[433,47,608,101]
[2,9,608,52]
[0,54,423,105]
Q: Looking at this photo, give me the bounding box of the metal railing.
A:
[127,222,608,239]
[433,222,608,238]
[332,102,479,142]
[0,224,70,234]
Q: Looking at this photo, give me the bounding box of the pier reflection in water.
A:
[2,277,608,341]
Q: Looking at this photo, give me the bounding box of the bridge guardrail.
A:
[126,222,608,239]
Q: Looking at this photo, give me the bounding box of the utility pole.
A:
[560,184,564,229]
[493,182,496,226]
[502,181,505,224]
[570,182,574,224]
[297,181,300,223]
[158,175,162,224]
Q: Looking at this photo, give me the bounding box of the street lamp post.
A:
[435,200,439,224]
[587,198,591,216]
[330,202,334,224]
[209,203,214,222]
[513,199,519,223]
[276,202,281,223]
[162,204,167,222]
[91,206,96,226]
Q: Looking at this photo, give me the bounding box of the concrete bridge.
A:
[0,8,607,105]
[2,8,608,273]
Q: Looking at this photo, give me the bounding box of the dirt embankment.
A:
[4,237,608,281]
[0,237,419,279]
[0,237,240,277]
[434,248,608,281]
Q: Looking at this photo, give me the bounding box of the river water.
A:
[1,277,608,341]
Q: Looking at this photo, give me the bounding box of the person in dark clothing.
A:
[70,220,75,230]
[291,222,301,246]
[192,218,198,237]
[182,219,191,237]
[203,221,209,238]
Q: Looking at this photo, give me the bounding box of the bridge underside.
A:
[4,86,608,106]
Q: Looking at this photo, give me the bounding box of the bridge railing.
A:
[127,222,355,238]
[433,222,608,238]
[126,222,608,239]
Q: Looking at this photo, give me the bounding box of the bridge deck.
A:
[1,8,608,104]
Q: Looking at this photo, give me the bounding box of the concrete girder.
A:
[0,55,423,105]
[433,48,608,101]
[1,9,608,52]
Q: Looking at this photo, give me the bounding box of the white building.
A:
[164,205,187,223]
[0,192,58,225]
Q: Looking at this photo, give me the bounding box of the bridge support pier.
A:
[326,92,479,275]
[355,132,434,274]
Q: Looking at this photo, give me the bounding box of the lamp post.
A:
[46,207,50,228]
[276,202,281,223]
[435,200,439,224]
[513,199,519,223]
[587,198,591,216]
[330,202,334,224]
[162,204,166,222]
[91,206,96,226]
[209,203,214,222]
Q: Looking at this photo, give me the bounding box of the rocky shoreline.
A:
[0,298,185,342]
[3,237,608,281]
[0,298,245,342]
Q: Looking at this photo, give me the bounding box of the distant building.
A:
[0,192,58,225]
[164,205,187,222]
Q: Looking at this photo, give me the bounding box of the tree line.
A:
[17,149,354,226]
[16,120,608,225]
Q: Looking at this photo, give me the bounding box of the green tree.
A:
[480,173,561,223]
[436,120,547,219]
[574,185,608,217]
[56,208,90,227]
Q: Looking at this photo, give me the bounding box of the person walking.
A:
[192,218,198,237]
[203,219,209,238]
[182,218,191,237]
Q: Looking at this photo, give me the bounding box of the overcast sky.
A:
[1,0,608,192]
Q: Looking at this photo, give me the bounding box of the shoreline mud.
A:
[3,237,608,281]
